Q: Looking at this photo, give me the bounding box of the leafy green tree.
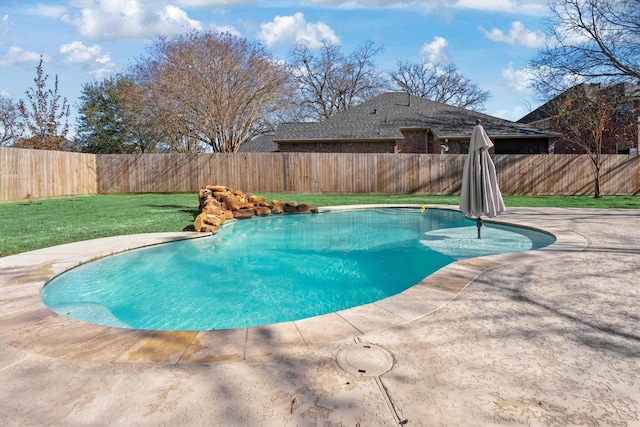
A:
[16,57,70,150]
[76,75,160,153]
[77,76,132,153]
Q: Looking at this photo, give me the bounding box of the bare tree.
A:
[389,60,491,110]
[117,79,187,153]
[131,31,295,153]
[289,40,388,121]
[547,83,638,198]
[0,96,23,146]
[531,0,640,97]
[528,0,640,197]
[16,57,70,150]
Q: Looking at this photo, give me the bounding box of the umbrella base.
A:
[476,217,483,239]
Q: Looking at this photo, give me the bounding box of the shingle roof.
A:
[518,83,598,124]
[276,92,559,141]
[238,134,279,152]
[518,82,640,124]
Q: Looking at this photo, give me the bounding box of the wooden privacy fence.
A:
[95,152,640,196]
[1,147,639,202]
[95,152,467,195]
[0,147,97,202]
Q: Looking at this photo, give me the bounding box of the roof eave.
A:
[275,137,399,143]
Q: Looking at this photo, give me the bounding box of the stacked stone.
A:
[194,185,316,233]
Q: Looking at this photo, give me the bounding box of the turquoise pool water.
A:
[41,208,555,331]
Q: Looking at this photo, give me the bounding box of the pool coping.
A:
[0,205,588,365]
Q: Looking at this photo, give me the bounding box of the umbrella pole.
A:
[478,143,484,239]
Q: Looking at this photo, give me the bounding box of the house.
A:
[274,92,561,154]
[518,82,640,155]
[238,134,278,153]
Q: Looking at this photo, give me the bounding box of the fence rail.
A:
[1,147,639,202]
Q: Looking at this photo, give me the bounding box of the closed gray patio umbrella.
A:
[459,121,506,238]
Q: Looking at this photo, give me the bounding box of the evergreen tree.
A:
[76,76,136,154]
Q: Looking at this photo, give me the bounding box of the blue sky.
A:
[0,0,552,134]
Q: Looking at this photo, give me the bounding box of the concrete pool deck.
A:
[1,206,639,425]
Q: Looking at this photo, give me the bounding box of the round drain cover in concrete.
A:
[336,344,393,377]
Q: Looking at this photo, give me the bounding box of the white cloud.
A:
[481,21,546,48]
[175,0,254,6]
[60,41,100,63]
[419,36,449,63]
[209,24,242,37]
[502,63,535,95]
[454,0,548,15]
[161,4,201,29]
[1,14,11,39]
[490,104,530,121]
[309,0,445,10]
[24,5,67,18]
[0,46,46,67]
[308,0,548,14]
[59,41,117,78]
[89,62,119,78]
[61,1,203,41]
[530,64,586,88]
[258,12,340,48]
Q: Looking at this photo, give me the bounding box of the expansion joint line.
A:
[0,354,32,373]
[375,376,408,425]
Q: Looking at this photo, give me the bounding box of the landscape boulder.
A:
[194,185,317,233]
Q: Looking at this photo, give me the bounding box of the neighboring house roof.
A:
[517,105,553,125]
[276,92,560,142]
[518,82,640,124]
[517,83,598,124]
[238,134,279,152]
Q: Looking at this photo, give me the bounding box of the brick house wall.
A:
[278,133,431,153]
[278,130,467,154]
[277,135,552,154]
[549,99,639,154]
[277,129,554,154]
[523,85,640,155]
[278,140,395,153]
[397,129,428,153]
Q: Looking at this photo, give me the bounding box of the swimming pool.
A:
[41,208,555,331]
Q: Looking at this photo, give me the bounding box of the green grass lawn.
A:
[258,193,640,209]
[1,193,638,256]
[0,194,199,257]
